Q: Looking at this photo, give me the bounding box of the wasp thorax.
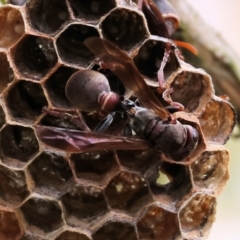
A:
[65,69,111,112]
[127,107,157,138]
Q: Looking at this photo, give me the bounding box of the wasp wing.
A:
[35,126,150,153]
[84,37,170,119]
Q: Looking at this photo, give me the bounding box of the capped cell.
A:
[69,0,116,23]
[5,80,48,123]
[133,37,179,86]
[100,8,148,50]
[26,0,69,35]
[20,196,64,233]
[0,124,39,168]
[93,221,138,240]
[28,152,73,195]
[0,52,14,94]
[179,194,216,239]
[137,204,180,239]
[105,171,152,215]
[0,209,22,240]
[60,184,108,226]
[45,66,77,108]
[0,6,25,49]
[70,151,118,183]
[10,35,58,80]
[56,24,99,67]
[0,164,30,205]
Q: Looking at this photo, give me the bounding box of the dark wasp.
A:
[36,37,199,161]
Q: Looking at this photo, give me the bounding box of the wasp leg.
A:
[93,113,114,133]
[162,88,184,113]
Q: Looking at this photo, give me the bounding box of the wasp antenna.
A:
[174,40,198,55]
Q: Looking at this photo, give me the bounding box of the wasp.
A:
[36,37,199,161]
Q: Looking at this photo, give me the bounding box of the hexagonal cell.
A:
[151,162,192,211]
[0,125,39,168]
[117,149,159,173]
[191,145,229,195]
[60,184,108,226]
[26,0,69,35]
[137,205,180,239]
[0,52,14,93]
[0,165,29,205]
[179,194,216,239]
[70,151,118,183]
[11,35,58,80]
[199,97,236,144]
[0,105,6,129]
[0,209,22,240]
[166,67,213,115]
[28,152,73,194]
[69,0,116,23]
[55,230,90,240]
[45,66,77,108]
[133,38,179,85]
[20,196,63,233]
[105,171,152,215]
[5,80,48,123]
[93,221,138,240]
[56,24,99,67]
[100,8,148,50]
[0,6,25,48]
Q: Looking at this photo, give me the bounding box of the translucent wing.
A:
[36,126,150,153]
[84,37,170,119]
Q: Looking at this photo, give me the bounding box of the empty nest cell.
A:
[100,8,148,50]
[28,151,73,194]
[11,35,58,80]
[60,184,108,225]
[5,80,48,123]
[44,66,77,108]
[179,194,216,239]
[55,230,90,240]
[0,165,29,205]
[199,97,236,144]
[69,0,116,22]
[70,151,118,183]
[56,24,99,67]
[0,124,39,168]
[137,204,180,239]
[105,171,152,215]
[0,6,25,49]
[133,38,179,82]
[26,0,69,35]
[20,196,63,233]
